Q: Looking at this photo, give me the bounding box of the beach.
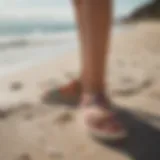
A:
[0,22,160,160]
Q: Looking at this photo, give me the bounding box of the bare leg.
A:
[74,0,126,140]
[72,0,87,60]
[80,0,112,93]
[42,0,110,102]
[41,0,86,105]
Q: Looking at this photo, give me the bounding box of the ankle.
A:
[82,85,106,94]
[80,91,109,106]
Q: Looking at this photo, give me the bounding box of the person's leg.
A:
[41,0,86,105]
[42,0,110,105]
[72,0,87,58]
[42,0,109,105]
[76,0,126,140]
[81,0,111,93]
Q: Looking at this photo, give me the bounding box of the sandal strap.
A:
[80,92,111,109]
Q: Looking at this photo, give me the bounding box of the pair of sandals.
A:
[41,80,127,141]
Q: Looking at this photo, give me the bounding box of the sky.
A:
[0,0,71,8]
[0,0,151,21]
[0,0,73,20]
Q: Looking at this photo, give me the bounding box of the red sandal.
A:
[81,93,127,141]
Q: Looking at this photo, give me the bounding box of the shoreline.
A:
[0,24,132,78]
[0,45,78,78]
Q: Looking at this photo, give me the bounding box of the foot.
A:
[41,80,81,106]
[41,80,126,140]
[81,93,127,141]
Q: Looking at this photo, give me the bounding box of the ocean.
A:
[0,0,151,76]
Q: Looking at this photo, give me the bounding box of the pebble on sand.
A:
[16,153,32,160]
[0,110,8,119]
[54,110,74,125]
[10,81,23,91]
[0,109,11,119]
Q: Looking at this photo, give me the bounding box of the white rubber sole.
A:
[88,127,127,141]
[79,108,127,141]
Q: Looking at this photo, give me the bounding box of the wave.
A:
[0,30,79,77]
[0,23,123,50]
[0,30,77,50]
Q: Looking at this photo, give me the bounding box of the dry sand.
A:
[0,22,160,160]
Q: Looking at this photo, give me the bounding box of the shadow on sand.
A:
[97,107,160,160]
[41,86,160,160]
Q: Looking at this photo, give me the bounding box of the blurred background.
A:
[0,0,152,77]
[1,1,160,160]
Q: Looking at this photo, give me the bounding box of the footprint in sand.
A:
[10,81,23,91]
[113,76,153,96]
[16,153,32,160]
[0,110,9,119]
[54,110,74,125]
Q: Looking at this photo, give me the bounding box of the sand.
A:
[0,22,160,160]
